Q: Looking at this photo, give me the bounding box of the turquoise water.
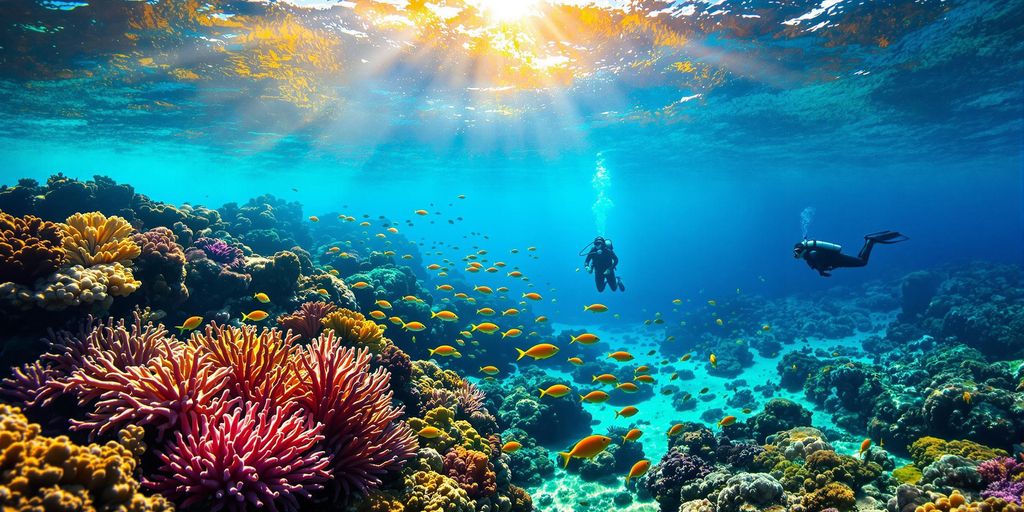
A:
[1,1,1023,511]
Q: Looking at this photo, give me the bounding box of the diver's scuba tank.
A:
[800,239,842,252]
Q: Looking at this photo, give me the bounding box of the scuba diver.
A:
[794,231,909,277]
[581,237,625,292]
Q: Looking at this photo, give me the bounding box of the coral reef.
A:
[60,211,140,266]
[0,211,66,285]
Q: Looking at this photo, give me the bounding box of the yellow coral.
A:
[32,263,140,310]
[909,436,1008,467]
[405,471,475,512]
[322,308,387,353]
[60,212,140,266]
[893,464,923,485]
[357,491,406,512]
[0,402,171,511]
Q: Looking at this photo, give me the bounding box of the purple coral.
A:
[980,456,1024,504]
[645,447,714,511]
[193,237,244,270]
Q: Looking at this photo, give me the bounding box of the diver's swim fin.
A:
[617,277,625,292]
[864,231,909,244]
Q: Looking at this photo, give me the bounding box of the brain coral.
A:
[0,211,66,285]
[0,402,172,511]
[909,436,1008,468]
[60,211,140,266]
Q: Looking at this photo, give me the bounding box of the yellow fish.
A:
[430,310,459,322]
[253,293,270,303]
[623,429,643,442]
[715,318,724,326]
[539,384,572,398]
[615,406,639,418]
[175,315,203,334]
[567,357,584,366]
[428,345,460,357]
[403,321,427,332]
[522,292,542,301]
[480,366,500,376]
[308,216,319,222]
[608,351,634,362]
[472,322,501,334]
[242,310,269,322]
[351,281,371,289]
[501,328,522,339]
[516,343,559,360]
[579,390,610,403]
[502,441,522,453]
[418,426,442,438]
[369,310,387,320]
[668,424,684,436]
[710,353,718,368]
[477,308,496,316]
[584,303,609,313]
[375,300,393,309]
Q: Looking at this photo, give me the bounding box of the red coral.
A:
[443,446,498,499]
[294,331,417,498]
[66,343,234,439]
[191,323,301,409]
[0,211,66,285]
[149,404,330,512]
[277,301,337,340]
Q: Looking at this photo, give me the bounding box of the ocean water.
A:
[0,0,1023,511]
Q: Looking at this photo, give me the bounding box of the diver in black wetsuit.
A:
[582,237,625,292]
[794,231,908,277]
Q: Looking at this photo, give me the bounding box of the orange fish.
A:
[428,345,460,357]
[634,365,651,374]
[616,382,640,393]
[522,292,542,301]
[472,322,501,334]
[351,281,371,289]
[175,315,203,334]
[501,328,523,339]
[414,209,429,215]
[539,384,572,398]
[430,310,459,322]
[567,357,584,366]
[242,310,269,322]
[668,424,684,436]
[502,441,522,453]
[558,435,612,468]
[608,351,634,362]
[710,353,718,368]
[480,366,500,375]
[579,390,610,403]
[570,333,600,344]
[583,304,608,313]
[859,438,872,458]
[474,285,493,294]
[516,343,559,361]
[477,308,496,316]
[592,374,618,384]
[680,354,692,362]
[625,460,651,483]
[717,415,737,428]
[615,406,639,418]
[634,375,655,384]
[403,321,427,332]
[622,429,643,442]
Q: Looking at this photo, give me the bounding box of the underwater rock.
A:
[715,472,786,512]
[747,398,813,443]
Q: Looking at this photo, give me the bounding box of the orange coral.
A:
[914,491,1024,512]
[0,402,172,511]
[0,211,66,285]
[190,323,302,408]
[321,308,387,353]
[60,211,140,266]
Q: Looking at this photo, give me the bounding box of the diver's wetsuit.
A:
[585,246,619,292]
[801,231,906,277]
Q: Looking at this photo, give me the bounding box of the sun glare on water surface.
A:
[471,0,541,23]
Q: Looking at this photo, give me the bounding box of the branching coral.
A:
[294,332,417,497]
[0,211,66,285]
[0,402,172,511]
[65,343,233,439]
[191,323,302,409]
[60,211,140,266]
[321,308,387,353]
[148,404,331,512]
[455,380,487,417]
[278,300,337,340]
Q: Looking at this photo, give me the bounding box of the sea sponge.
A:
[322,308,387,353]
[893,464,924,484]
[909,436,1008,468]
[443,446,497,499]
[60,211,140,266]
[801,481,856,511]
[0,211,66,285]
[0,402,172,511]
[404,470,475,512]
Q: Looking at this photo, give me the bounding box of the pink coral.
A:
[149,404,330,512]
[191,323,301,409]
[65,343,234,439]
[277,301,337,340]
[294,331,417,497]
